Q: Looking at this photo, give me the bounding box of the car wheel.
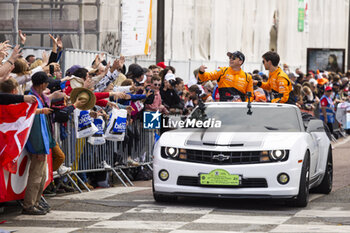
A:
[312,148,333,194]
[287,152,310,207]
[152,179,177,203]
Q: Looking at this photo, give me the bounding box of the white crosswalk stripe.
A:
[0,227,78,233]
[295,209,350,218]
[193,214,291,225]
[170,231,266,233]
[270,224,350,232]
[87,220,188,230]
[52,186,149,200]
[14,210,122,221]
[127,204,213,214]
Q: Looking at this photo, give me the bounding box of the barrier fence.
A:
[54,118,158,192]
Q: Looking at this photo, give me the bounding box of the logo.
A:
[78,110,92,131]
[212,153,230,161]
[93,118,104,135]
[144,111,161,129]
[111,116,127,134]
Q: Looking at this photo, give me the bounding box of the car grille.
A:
[185,150,263,165]
[177,176,268,188]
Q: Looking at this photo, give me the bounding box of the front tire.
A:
[287,152,310,207]
[313,148,333,194]
[152,179,177,203]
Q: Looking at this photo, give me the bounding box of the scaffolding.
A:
[0,0,101,50]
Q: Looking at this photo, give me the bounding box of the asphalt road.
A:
[332,137,350,190]
[1,137,350,233]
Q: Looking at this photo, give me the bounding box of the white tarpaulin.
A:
[150,0,348,81]
[121,0,152,56]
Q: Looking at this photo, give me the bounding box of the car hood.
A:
[159,128,304,150]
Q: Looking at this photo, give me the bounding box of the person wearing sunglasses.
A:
[144,75,169,114]
[254,51,294,104]
[198,51,253,102]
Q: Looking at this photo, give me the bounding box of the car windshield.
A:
[188,105,301,132]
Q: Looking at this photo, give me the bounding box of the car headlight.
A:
[270,150,287,161]
[165,147,179,158]
[260,151,270,162]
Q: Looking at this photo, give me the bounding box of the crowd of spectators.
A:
[1,31,350,214]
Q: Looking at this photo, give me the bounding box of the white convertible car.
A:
[152,102,333,207]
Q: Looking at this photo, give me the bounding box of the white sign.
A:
[121,0,152,56]
[346,113,350,129]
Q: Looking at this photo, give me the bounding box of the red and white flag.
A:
[0,102,37,174]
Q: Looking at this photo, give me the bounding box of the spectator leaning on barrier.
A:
[126,63,146,87]
[174,77,184,96]
[144,75,168,114]
[161,73,183,114]
[23,72,56,215]
[0,77,37,104]
[118,79,149,106]
[94,56,125,92]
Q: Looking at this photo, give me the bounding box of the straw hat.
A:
[70,87,96,110]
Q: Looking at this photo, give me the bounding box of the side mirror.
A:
[307,119,325,133]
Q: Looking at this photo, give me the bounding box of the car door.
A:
[313,131,330,174]
[307,132,319,176]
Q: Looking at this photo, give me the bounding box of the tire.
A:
[152,179,177,203]
[312,148,333,194]
[153,192,177,202]
[287,152,310,207]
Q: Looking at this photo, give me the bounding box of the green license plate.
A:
[200,169,241,186]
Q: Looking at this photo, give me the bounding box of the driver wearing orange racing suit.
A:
[254,51,295,104]
[198,51,254,102]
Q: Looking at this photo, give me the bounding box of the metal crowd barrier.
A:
[53,118,158,192]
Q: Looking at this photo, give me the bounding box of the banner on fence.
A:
[0,102,37,173]
[0,149,53,203]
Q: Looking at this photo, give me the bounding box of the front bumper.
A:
[153,191,295,199]
[153,158,302,197]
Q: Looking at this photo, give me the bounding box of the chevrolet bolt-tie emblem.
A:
[212,153,230,161]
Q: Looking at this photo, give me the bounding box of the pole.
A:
[156,0,164,63]
[96,0,101,51]
[13,0,19,44]
[78,0,85,49]
[348,3,350,71]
